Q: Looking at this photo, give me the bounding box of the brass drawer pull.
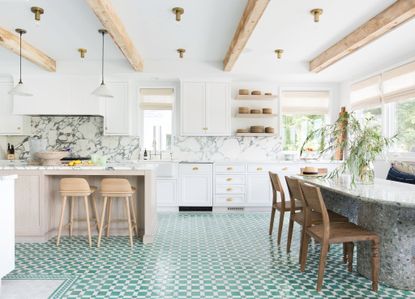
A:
[226,187,233,191]
[226,197,233,202]
[192,167,199,171]
[227,167,233,171]
[282,167,288,171]
[257,167,263,171]
[226,178,232,182]
[203,127,208,131]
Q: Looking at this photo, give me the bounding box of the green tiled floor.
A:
[5,213,415,298]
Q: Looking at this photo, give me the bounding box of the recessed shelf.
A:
[235,113,278,118]
[235,133,277,137]
[235,95,277,100]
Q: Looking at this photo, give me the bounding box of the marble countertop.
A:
[298,176,415,208]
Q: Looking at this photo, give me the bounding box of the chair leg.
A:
[286,215,294,253]
[91,194,100,233]
[269,207,276,235]
[277,210,285,245]
[69,197,74,237]
[56,196,67,246]
[106,197,113,237]
[298,225,306,264]
[97,196,107,248]
[371,239,380,292]
[129,196,138,237]
[124,197,134,247]
[316,241,330,291]
[84,196,92,247]
[346,242,354,272]
[300,233,310,272]
[343,243,347,264]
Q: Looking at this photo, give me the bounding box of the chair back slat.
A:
[269,172,285,203]
[285,176,304,210]
[299,182,330,227]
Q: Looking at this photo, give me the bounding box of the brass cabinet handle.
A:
[226,178,232,182]
[282,167,288,171]
[226,197,233,202]
[203,127,208,130]
[226,187,233,191]
[17,127,21,130]
[192,167,199,171]
[257,167,263,171]
[227,167,233,171]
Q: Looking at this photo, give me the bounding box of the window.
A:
[393,98,415,153]
[140,88,174,152]
[354,107,382,130]
[281,91,329,151]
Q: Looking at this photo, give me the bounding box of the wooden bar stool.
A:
[268,172,302,245]
[97,178,138,247]
[57,178,99,247]
[298,182,380,292]
[285,176,348,257]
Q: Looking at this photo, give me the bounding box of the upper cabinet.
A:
[103,81,131,136]
[0,79,29,135]
[180,81,230,136]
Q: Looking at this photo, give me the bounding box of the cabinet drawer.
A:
[215,174,245,185]
[180,163,212,174]
[215,164,245,173]
[247,164,272,173]
[215,195,245,205]
[216,185,245,194]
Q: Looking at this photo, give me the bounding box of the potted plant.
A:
[300,110,396,185]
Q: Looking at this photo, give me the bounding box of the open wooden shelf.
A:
[235,95,277,100]
[235,113,277,118]
[235,133,277,137]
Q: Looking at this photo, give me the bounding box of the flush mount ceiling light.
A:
[310,8,323,23]
[172,7,184,22]
[177,48,185,58]
[78,48,87,59]
[274,49,284,59]
[31,6,44,25]
[9,28,33,96]
[92,29,113,98]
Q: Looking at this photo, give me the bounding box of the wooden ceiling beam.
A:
[86,0,144,71]
[0,27,56,72]
[223,0,270,72]
[310,0,415,73]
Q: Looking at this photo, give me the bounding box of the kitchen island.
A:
[297,176,415,290]
[0,164,157,244]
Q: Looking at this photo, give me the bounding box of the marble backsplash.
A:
[6,116,141,161]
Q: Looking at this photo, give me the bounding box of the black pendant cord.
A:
[101,31,105,85]
[19,32,22,84]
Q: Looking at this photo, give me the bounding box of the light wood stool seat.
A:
[97,179,138,247]
[56,178,99,247]
[299,182,380,292]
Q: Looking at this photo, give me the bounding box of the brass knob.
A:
[282,167,288,171]
[226,178,232,182]
[105,126,108,130]
[257,167,263,171]
[192,167,199,171]
[227,167,233,171]
[226,187,232,191]
[226,197,233,202]
[203,127,208,130]
[17,127,21,130]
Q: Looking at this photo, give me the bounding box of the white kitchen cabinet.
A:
[179,163,213,206]
[104,81,130,135]
[180,81,230,136]
[246,174,272,206]
[156,179,177,207]
[0,79,28,135]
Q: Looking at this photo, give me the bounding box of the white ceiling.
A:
[0,0,414,82]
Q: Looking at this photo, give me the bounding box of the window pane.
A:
[395,98,415,152]
[282,114,326,151]
[143,110,172,151]
[355,107,382,131]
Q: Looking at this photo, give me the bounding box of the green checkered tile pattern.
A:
[5,213,415,298]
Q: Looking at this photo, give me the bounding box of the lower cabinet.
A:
[246,174,272,206]
[179,164,213,206]
[156,179,177,207]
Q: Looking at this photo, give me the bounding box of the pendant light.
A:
[92,29,113,98]
[9,29,33,96]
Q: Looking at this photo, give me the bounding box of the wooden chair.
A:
[57,178,99,247]
[97,178,138,247]
[268,172,302,245]
[285,176,348,257]
[298,182,380,292]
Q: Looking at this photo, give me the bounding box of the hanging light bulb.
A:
[9,29,33,97]
[92,29,113,98]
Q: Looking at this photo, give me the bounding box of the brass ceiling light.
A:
[78,48,87,59]
[31,6,44,25]
[310,8,323,23]
[177,48,185,58]
[274,49,284,59]
[172,7,184,22]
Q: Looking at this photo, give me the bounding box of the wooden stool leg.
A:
[106,198,113,237]
[286,215,294,253]
[124,197,134,247]
[69,197,74,237]
[91,194,100,233]
[84,196,92,247]
[371,239,380,292]
[300,233,310,272]
[346,242,354,272]
[316,241,330,291]
[97,196,108,248]
[269,206,276,235]
[129,196,138,237]
[56,196,67,246]
[277,210,285,245]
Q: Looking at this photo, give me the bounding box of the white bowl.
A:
[35,151,68,166]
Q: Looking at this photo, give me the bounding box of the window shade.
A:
[382,61,415,104]
[350,75,382,110]
[281,91,329,115]
[140,88,174,110]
